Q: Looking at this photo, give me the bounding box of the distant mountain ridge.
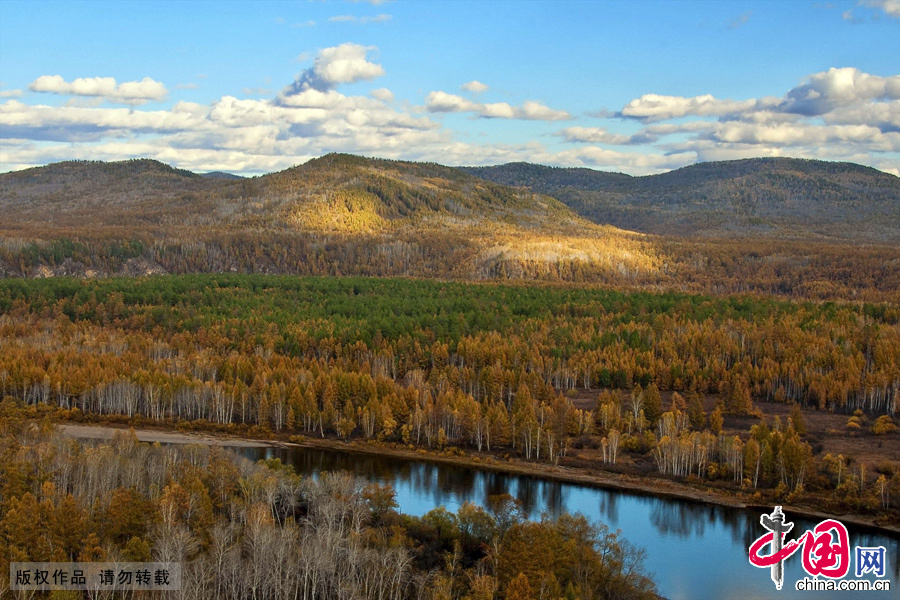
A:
[462,157,900,242]
[2,155,897,241]
[201,171,244,180]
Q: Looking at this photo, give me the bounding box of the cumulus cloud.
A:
[2,48,897,178]
[425,91,477,113]
[618,68,899,124]
[619,93,767,122]
[1,45,453,175]
[780,67,900,116]
[279,43,385,98]
[0,89,23,99]
[28,75,168,104]
[425,91,571,121]
[605,66,899,174]
[557,126,632,145]
[461,80,488,93]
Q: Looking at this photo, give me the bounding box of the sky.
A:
[0,0,898,176]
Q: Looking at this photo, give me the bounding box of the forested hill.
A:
[239,153,585,233]
[0,153,585,234]
[462,158,900,242]
[0,154,658,284]
[0,159,221,230]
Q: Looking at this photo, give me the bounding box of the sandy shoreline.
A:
[58,423,275,447]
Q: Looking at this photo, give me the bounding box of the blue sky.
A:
[1,0,898,175]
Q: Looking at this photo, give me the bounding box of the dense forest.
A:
[0,404,657,599]
[1,275,898,525]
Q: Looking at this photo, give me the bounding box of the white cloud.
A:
[780,67,900,116]
[519,101,570,121]
[566,146,695,172]
[0,89,23,98]
[2,48,897,179]
[461,80,488,93]
[0,46,450,175]
[709,122,899,150]
[370,88,394,102]
[619,68,899,124]
[280,43,385,98]
[328,14,392,24]
[425,91,477,113]
[28,75,168,104]
[605,66,900,174]
[861,0,900,18]
[619,93,765,122]
[558,126,632,145]
[425,91,571,121]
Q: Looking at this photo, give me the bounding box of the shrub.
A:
[872,415,896,436]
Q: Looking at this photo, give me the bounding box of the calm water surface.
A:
[239,445,899,600]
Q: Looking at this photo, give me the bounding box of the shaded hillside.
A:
[0,159,223,231]
[463,158,900,242]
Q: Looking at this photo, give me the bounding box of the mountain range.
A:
[4,154,896,242]
[1,154,898,299]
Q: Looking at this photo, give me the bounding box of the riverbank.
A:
[58,421,900,536]
[57,423,276,447]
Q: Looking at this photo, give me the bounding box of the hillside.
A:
[0,159,221,232]
[231,153,589,233]
[462,158,900,242]
[0,154,588,233]
[0,154,658,282]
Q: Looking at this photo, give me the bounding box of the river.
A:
[239,445,898,600]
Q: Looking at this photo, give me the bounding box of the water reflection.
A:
[240,446,899,600]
